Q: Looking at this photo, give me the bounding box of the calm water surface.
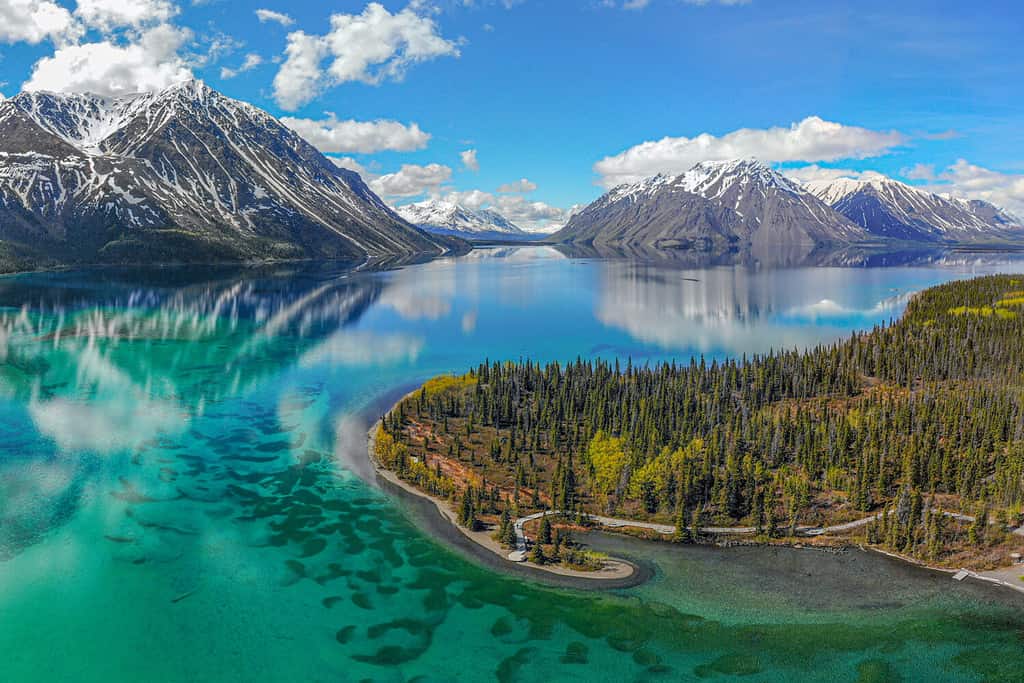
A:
[2,247,1024,682]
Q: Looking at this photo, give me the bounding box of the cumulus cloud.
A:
[75,0,177,31]
[902,163,937,181]
[281,114,430,153]
[371,163,453,198]
[220,53,263,79]
[441,189,494,210]
[22,24,193,96]
[255,8,294,26]
[435,189,576,232]
[0,0,78,45]
[922,159,1024,216]
[329,156,373,178]
[272,31,328,110]
[782,164,878,185]
[460,148,479,172]
[492,195,576,232]
[595,116,906,188]
[272,2,459,110]
[496,178,537,193]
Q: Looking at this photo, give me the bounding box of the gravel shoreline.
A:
[367,421,649,590]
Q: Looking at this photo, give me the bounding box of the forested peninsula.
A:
[374,275,1024,573]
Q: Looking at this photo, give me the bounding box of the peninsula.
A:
[373,275,1024,586]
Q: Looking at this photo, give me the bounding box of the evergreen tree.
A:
[539,515,553,545]
[529,540,545,565]
[458,487,478,531]
[384,275,1024,563]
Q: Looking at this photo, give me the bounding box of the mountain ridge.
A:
[397,199,534,240]
[553,159,868,249]
[0,80,462,272]
[804,173,1022,242]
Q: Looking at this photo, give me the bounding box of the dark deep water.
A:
[3,247,1024,682]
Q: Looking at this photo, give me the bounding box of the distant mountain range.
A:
[1,80,1020,275]
[805,174,1021,242]
[0,80,461,272]
[397,199,533,240]
[552,159,867,250]
[553,159,1022,250]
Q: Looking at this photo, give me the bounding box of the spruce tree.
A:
[539,515,552,545]
[529,540,545,565]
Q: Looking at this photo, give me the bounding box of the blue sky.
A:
[2,0,1023,227]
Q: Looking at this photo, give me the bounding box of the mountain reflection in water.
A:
[3,247,1024,682]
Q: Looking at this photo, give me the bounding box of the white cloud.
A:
[0,0,78,45]
[272,3,459,110]
[329,156,373,177]
[902,163,937,181]
[442,189,494,210]
[272,31,328,111]
[435,189,576,232]
[75,0,177,31]
[255,8,294,26]
[22,24,193,96]
[922,159,1024,216]
[491,195,577,232]
[595,116,906,188]
[460,148,479,172]
[782,164,877,185]
[371,163,452,198]
[220,53,263,79]
[281,114,430,153]
[496,178,537,193]
[198,31,242,68]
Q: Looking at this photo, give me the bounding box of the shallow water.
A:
[3,247,1024,682]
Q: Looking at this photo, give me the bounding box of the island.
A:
[372,275,1024,589]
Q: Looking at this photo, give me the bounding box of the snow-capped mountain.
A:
[553,159,867,249]
[805,174,1022,242]
[0,80,459,269]
[397,200,530,240]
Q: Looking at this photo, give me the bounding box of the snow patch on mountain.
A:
[0,79,456,265]
[397,199,527,238]
[805,173,1022,241]
[558,158,866,249]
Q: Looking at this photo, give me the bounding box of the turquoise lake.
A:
[2,246,1024,682]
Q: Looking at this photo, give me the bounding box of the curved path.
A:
[509,509,991,560]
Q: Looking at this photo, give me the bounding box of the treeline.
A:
[383,275,1024,561]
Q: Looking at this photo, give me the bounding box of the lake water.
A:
[2,246,1024,682]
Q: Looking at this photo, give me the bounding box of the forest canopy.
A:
[380,275,1024,566]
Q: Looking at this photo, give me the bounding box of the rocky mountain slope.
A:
[805,174,1021,242]
[553,159,868,250]
[0,80,459,270]
[397,200,530,240]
